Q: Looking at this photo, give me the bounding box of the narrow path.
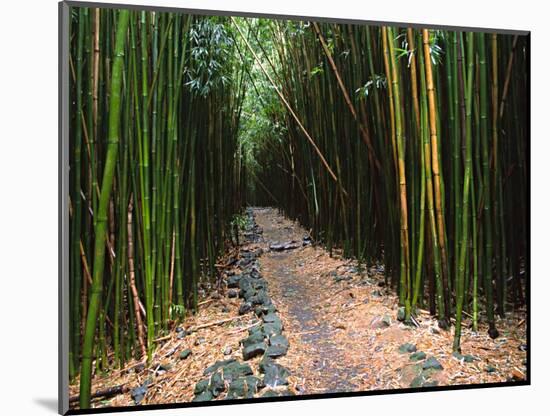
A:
[254,207,364,393]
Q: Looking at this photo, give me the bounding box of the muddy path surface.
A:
[254,208,362,393]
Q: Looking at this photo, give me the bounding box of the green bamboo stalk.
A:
[387,27,411,319]
[453,32,474,353]
[79,9,130,409]
[478,32,498,339]
[420,30,446,325]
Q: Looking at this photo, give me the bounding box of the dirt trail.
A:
[254,208,361,392]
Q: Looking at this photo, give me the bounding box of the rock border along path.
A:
[192,208,294,401]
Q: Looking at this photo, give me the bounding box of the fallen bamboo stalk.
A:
[188,315,244,332]
[153,334,172,343]
[69,385,128,404]
[197,298,216,307]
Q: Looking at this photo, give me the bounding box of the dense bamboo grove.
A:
[68,8,249,407]
[249,22,528,347]
[68,7,528,408]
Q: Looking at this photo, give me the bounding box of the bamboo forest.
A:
[66,5,529,409]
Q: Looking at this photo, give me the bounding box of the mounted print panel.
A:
[59,1,529,413]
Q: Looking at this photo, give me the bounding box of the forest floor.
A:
[70,207,527,409]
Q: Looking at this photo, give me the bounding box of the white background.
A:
[0,0,546,414]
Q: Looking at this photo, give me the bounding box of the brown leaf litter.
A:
[69,207,527,409]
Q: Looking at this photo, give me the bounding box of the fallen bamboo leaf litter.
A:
[69,208,526,408]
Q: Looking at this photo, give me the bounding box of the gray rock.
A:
[259,355,275,373]
[262,313,281,324]
[227,274,241,288]
[249,325,263,336]
[194,378,210,395]
[261,388,295,397]
[243,343,266,360]
[398,343,417,354]
[224,346,233,355]
[410,375,425,388]
[249,269,261,279]
[269,334,289,349]
[252,278,268,290]
[193,391,214,402]
[269,243,285,251]
[263,363,290,387]
[131,380,150,405]
[485,364,497,373]
[397,307,406,321]
[263,321,283,336]
[283,242,300,250]
[371,315,391,329]
[221,361,253,382]
[225,375,264,399]
[409,351,427,361]
[239,277,254,294]
[225,378,246,399]
[209,372,225,397]
[240,287,257,301]
[452,351,476,363]
[266,335,289,357]
[227,289,238,298]
[204,358,237,375]
[269,241,300,251]
[255,304,278,317]
[179,349,192,360]
[249,291,272,306]
[239,302,253,315]
[242,331,266,348]
[422,357,443,371]
[239,257,253,267]
[261,390,280,398]
[266,344,288,358]
[243,376,264,398]
[334,275,353,283]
